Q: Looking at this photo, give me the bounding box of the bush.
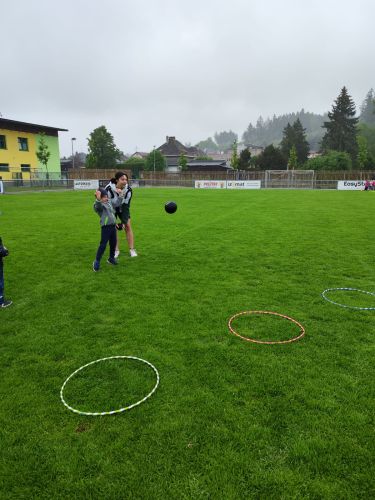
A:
[304,150,352,171]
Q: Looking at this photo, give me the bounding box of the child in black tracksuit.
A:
[0,236,11,308]
[92,188,122,272]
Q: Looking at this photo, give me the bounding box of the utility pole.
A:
[71,137,76,169]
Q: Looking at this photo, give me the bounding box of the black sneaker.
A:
[107,257,118,265]
[1,300,12,308]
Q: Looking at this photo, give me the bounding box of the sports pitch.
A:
[0,188,374,498]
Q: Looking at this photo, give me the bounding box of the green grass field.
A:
[0,188,374,499]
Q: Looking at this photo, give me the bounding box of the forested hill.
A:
[242,109,328,151]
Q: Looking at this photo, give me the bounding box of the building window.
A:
[18,137,29,151]
[0,164,10,172]
[21,164,31,172]
[0,135,6,149]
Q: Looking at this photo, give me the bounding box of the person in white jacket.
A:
[105,172,137,258]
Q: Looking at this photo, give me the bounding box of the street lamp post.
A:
[71,137,76,169]
[153,146,156,174]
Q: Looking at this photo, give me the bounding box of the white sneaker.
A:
[114,250,120,258]
[129,249,138,257]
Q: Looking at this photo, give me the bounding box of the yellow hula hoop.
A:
[228,310,305,345]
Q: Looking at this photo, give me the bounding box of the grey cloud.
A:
[2,0,375,156]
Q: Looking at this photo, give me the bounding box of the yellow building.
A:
[0,118,67,181]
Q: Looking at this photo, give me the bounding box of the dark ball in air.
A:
[165,201,177,214]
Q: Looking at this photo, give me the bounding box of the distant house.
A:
[60,152,86,173]
[130,152,148,160]
[60,158,73,173]
[0,118,67,180]
[308,151,321,159]
[157,136,203,172]
[243,144,264,156]
[209,152,233,162]
[200,143,264,162]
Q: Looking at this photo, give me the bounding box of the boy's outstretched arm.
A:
[93,191,104,214]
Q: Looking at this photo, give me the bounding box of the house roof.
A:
[157,136,203,157]
[0,118,68,135]
[186,159,232,171]
[185,145,202,155]
[243,143,264,150]
[187,160,228,167]
[130,152,148,159]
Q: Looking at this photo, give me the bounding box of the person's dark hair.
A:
[98,188,108,198]
[110,177,116,184]
[115,171,127,181]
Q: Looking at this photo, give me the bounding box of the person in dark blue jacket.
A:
[92,188,122,272]
[0,236,12,308]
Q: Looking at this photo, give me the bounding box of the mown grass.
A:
[0,188,374,499]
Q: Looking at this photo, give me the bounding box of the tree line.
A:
[266,87,374,171]
[197,110,328,153]
[214,87,375,171]
[82,87,375,172]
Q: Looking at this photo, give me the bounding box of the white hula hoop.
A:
[60,355,160,416]
[322,287,375,311]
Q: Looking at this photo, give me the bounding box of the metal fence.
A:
[0,172,373,193]
[67,168,375,181]
[0,179,74,193]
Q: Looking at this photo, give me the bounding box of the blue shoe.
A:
[92,261,100,272]
[1,300,12,308]
[107,257,118,265]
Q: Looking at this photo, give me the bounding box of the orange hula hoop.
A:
[228,310,305,345]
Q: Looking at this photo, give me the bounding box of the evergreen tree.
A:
[238,148,252,170]
[321,87,359,159]
[214,130,238,151]
[280,123,294,160]
[359,89,375,126]
[256,116,265,130]
[280,119,309,166]
[292,118,310,164]
[86,126,121,168]
[254,145,286,170]
[242,110,327,150]
[288,145,298,170]
[242,123,257,145]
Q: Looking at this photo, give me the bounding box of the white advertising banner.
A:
[195,180,227,189]
[74,179,99,190]
[337,180,365,190]
[227,180,261,189]
[0,180,3,194]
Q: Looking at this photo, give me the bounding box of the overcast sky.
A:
[2,0,375,157]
